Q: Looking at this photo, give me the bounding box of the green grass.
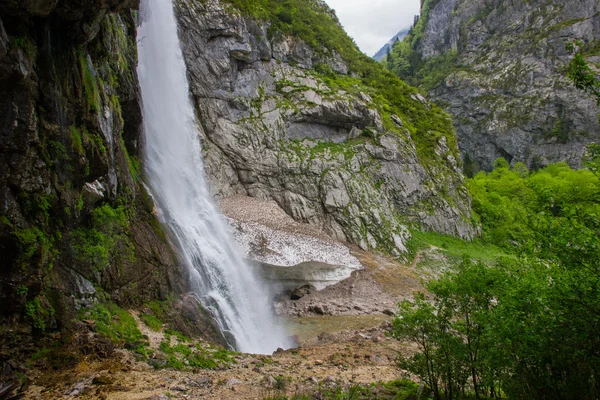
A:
[140,314,163,332]
[406,230,509,263]
[78,303,144,345]
[155,336,237,371]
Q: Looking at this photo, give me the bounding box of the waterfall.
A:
[136,0,288,354]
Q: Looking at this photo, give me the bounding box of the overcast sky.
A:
[323,0,420,56]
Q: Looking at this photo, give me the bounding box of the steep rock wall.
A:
[0,1,184,336]
[400,0,600,171]
[175,0,476,255]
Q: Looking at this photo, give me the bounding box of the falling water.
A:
[136,0,288,354]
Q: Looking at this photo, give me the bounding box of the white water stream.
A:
[136,0,288,354]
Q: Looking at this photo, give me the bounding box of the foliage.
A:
[263,379,420,399]
[567,41,600,105]
[156,335,237,371]
[394,158,600,399]
[71,204,133,270]
[79,303,144,345]
[468,158,600,249]
[25,296,54,331]
[383,0,454,90]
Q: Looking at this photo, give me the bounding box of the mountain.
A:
[372,28,409,61]
[0,0,474,352]
[175,0,475,254]
[385,0,600,173]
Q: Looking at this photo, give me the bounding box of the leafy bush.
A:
[469,158,600,249]
[394,154,600,399]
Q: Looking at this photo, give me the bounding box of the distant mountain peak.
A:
[372,28,409,61]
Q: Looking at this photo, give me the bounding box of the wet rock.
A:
[290,284,315,300]
[308,304,327,315]
[82,180,107,204]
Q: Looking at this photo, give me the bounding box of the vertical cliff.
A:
[0,1,183,339]
[175,0,476,256]
[388,0,600,171]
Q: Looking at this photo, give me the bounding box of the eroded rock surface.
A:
[175,0,476,254]
[415,0,600,170]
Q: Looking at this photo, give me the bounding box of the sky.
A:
[323,0,420,57]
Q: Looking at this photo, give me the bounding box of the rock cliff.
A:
[0,0,186,339]
[388,0,600,171]
[175,0,475,256]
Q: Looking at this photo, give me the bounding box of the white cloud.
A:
[323,0,420,56]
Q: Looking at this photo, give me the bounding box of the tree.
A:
[567,41,600,105]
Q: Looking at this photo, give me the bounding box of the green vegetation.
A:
[69,126,85,155]
[10,36,37,60]
[25,296,54,331]
[263,379,420,399]
[221,0,459,166]
[71,204,134,270]
[406,230,507,264]
[469,159,599,249]
[140,313,163,332]
[78,303,144,345]
[79,51,101,113]
[393,155,600,399]
[568,41,600,105]
[383,0,456,91]
[156,334,237,371]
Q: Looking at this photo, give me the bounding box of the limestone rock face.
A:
[416,0,600,170]
[0,1,183,332]
[175,0,476,254]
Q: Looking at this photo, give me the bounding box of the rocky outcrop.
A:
[0,1,184,338]
[406,0,600,171]
[175,0,475,255]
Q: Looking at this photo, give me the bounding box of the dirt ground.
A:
[22,319,416,400]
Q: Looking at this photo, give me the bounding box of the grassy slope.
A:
[220,0,460,165]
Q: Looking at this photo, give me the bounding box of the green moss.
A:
[71,204,133,270]
[156,338,237,371]
[10,36,37,60]
[69,126,84,155]
[78,303,144,345]
[140,314,163,332]
[25,296,54,331]
[79,51,101,113]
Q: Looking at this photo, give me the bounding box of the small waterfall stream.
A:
[136,0,288,354]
